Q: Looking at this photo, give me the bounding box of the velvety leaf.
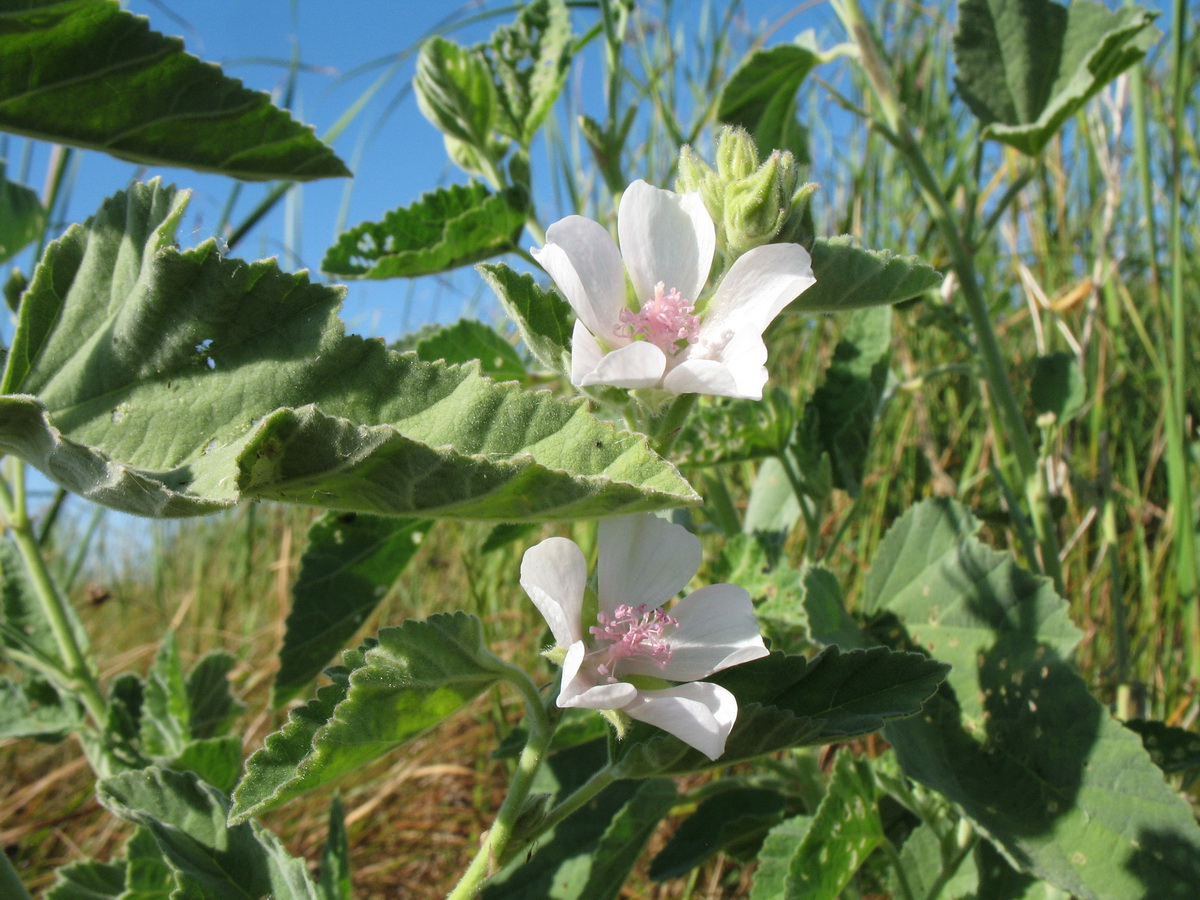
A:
[319,796,352,900]
[749,751,882,899]
[872,499,1200,899]
[231,613,507,822]
[975,839,1071,900]
[321,183,526,279]
[0,163,45,264]
[414,38,497,148]
[1,536,88,658]
[749,814,812,900]
[186,650,243,739]
[799,564,868,651]
[274,513,430,706]
[482,739,676,900]
[161,736,243,794]
[612,646,945,777]
[477,262,572,374]
[45,859,126,900]
[954,0,1159,156]
[892,823,979,900]
[139,633,190,757]
[1125,719,1200,774]
[123,826,179,900]
[97,767,321,900]
[649,786,786,880]
[792,236,941,313]
[1031,352,1085,423]
[0,674,83,740]
[0,181,698,520]
[415,319,526,382]
[0,0,347,180]
[718,43,820,161]
[485,0,573,147]
[804,305,892,495]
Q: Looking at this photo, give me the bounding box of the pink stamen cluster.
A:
[615,282,700,356]
[589,604,678,680]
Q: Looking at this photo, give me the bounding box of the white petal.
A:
[533,215,627,339]
[659,584,769,681]
[618,180,715,304]
[597,514,701,614]
[623,682,739,760]
[558,644,638,709]
[578,341,666,389]
[569,319,605,386]
[520,537,587,647]
[662,358,741,398]
[700,242,815,339]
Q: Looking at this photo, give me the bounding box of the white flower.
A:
[532,179,815,399]
[519,514,769,760]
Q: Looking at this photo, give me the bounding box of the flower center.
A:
[588,604,677,681]
[615,282,700,356]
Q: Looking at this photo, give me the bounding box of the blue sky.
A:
[5,0,844,342]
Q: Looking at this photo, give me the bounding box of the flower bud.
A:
[715,126,759,182]
[675,145,724,224]
[777,181,819,247]
[723,150,793,256]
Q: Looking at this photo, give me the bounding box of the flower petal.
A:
[520,536,587,647]
[700,242,814,339]
[654,583,769,681]
[578,340,667,389]
[569,319,604,386]
[618,180,715,305]
[598,514,701,614]
[623,681,739,760]
[661,358,741,398]
[533,215,627,339]
[559,643,638,709]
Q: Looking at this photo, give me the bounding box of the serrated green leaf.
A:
[186,650,242,740]
[742,456,805,535]
[873,499,1200,899]
[486,0,573,147]
[232,612,507,822]
[1031,352,1085,423]
[675,388,795,469]
[954,0,1159,156]
[892,823,979,900]
[800,564,868,651]
[45,858,126,900]
[1125,719,1200,774]
[321,183,526,279]
[161,736,243,794]
[804,305,892,495]
[649,786,786,880]
[792,236,941,313]
[123,826,178,900]
[750,752,882,899]
[718,43,820,161]
[415,319,526,382]
[319,796,352,900]
[274,513,430,705]
[0,181,697,520]
[140,633,189,757]
[0,674,83,740]
[0,163,45,264]
[749,814,812,900]
[97,767,320,900]
[415,37,497,148]
[0,0,347,181]
[477,262,573,374]
[612,646,945,777]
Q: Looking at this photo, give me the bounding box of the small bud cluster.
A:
[676,126,817,260]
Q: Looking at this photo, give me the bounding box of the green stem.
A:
[446,665,555,900]
[831,0,1064,593]
[879,837,915,900]
[528,764,618,840]
[924,825,978,900]
[648,392,698,456]
[777,451,821,560]
[0,462,105,725]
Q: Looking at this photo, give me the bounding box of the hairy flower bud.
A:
[716,126,759,182]
[723,150,798,256]
[676,145,724,225]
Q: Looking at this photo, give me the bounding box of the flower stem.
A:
[0,460,106,725]
[528,764,618,840]
[446,665,555,900]
[648,392,698,456]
